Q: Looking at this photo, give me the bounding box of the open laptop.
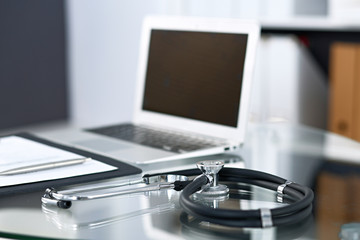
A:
[39,16,260,164]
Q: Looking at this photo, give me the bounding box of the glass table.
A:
[1,123,359,240]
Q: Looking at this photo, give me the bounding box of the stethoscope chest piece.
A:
[194,160,229,198]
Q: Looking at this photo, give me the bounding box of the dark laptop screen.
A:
[142,29,248,127]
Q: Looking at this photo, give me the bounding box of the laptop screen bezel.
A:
[133,16,260,144]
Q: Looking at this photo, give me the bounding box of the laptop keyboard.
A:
[87,123,221,153]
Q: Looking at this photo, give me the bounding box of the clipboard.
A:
[0,132,142,195]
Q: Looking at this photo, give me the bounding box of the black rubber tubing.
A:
[179,167,314,228]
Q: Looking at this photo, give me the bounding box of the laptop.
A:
[39,16,260,164]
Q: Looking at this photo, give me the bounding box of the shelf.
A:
[260,16,360,32]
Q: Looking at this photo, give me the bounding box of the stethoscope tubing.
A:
[178,167,314,228]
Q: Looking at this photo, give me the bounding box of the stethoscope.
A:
[42,160,314,228]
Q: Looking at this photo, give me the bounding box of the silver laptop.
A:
[39,16,260,164]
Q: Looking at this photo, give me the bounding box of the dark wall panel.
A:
[0,0,68,130]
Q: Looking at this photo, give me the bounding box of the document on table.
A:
[0,136,117,187]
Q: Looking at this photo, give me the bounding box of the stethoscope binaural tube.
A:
[179,167,314,228]
[42,173,195,209]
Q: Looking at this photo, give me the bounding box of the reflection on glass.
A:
[316,161,360,240]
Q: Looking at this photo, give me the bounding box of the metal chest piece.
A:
[195,160,229,198]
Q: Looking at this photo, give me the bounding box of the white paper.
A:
[0,136,117,187]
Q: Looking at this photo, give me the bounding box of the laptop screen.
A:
[142,29,248,128]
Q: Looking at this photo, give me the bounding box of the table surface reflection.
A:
[1,123,360,240]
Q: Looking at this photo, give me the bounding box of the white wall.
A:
[250,36,328,129]
[66,0,172,127]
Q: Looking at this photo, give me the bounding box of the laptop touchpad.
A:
[73,139,132,152]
